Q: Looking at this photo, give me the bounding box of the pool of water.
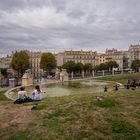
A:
[9,80,113,99]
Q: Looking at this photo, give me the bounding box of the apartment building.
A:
[0,54,12,69]
[105,49,129,69]
[62,50,99,66]
[55,52,64,67]
[27,51,43,79]
[98,53,107,64]
[129,44,140,67]
[112,51,129,69]
[1,44,140,78]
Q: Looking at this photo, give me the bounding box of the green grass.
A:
[37,103,48,110]
[95,73,140,84]
[1,90,140,140]
[0,73,140,140]
[109,116,140,140]
[94,98,117,108]
[6,130,30,140]
[0,90,11,104]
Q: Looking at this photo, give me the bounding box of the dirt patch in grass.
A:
[0,104,34,130]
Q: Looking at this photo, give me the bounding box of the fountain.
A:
[7,79,114,100]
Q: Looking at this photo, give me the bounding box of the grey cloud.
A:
[0,0,140,56]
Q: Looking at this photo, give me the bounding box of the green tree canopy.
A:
[0,68,7,77]
[93,61,118,71]
[93,63,108,71]
[10,51,30,76]
[75,62,84,71]
[106,61,119,70]
[40,52,56,72]
[62,61,76,72]
[84,63,93,71]
[93,65,99,71]
[131,59,140,71]
[99,63,108,70]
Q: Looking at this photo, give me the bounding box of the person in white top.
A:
[32,85,42,101]
[18,87,27,99]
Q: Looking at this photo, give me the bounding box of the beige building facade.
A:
[1,44,140,78]
[0,54,12,69]
[55,52,64,67]
[129,44,140,67]
[112,51,129,69]
[56,50,99,67]
[27,51,43,79]
[98,53,107,64]
[97,49,129,69]
[56,49,130,69]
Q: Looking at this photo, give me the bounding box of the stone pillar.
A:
[82,70,84,78]
[92,70,95,77]
[102,70,105,76]
[71,71,74,79]
[121,68,123,75]
[112,69,114,75]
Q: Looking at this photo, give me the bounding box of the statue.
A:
[60,69,69,82]
[55,68,60,80]
[22,69,33,86]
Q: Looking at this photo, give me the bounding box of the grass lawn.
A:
[94,72,140,84]
[0,90,12,105]
[0,73,140,140]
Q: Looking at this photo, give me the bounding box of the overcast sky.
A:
[0,0,140,57]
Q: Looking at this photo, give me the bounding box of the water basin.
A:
[9,80,113,100]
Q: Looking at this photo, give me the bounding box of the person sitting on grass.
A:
[14,86,33,104]
[18,86,27,99]
[32,85,42,101]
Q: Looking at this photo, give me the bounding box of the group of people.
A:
[14,85,42,104]
[104,79,140,92]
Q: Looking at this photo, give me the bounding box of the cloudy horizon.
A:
[0,0,140,57]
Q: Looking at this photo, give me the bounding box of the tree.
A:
[11,51,30,77]
[98,63,108,70]
[106,61,119,70]
[75,62,84,71]
[93,65,99,71]
[84,63,93,75]
[84,63,93,71]
[131,59,140,72]
[62,61,76,72]
[0,68,7,77]
[40,52,56,75]
[93,63,108,71]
